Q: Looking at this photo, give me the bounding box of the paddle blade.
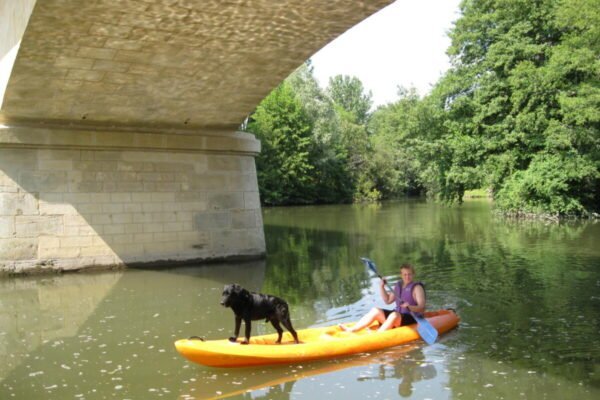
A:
[413,314,438,345]
[360,257,378,275]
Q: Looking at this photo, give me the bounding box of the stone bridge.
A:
[0,0,392,274]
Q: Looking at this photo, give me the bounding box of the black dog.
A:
[220,284,299,345]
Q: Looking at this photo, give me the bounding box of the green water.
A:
[1,199,599,399]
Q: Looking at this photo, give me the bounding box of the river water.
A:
[1,199,599,399]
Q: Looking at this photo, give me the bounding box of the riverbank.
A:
[463,190,599,221]
[0,253,265,278]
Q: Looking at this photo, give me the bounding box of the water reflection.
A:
[1,200,599,399]
[262,200,600,396]
[357,347,436,397]
[188,344,431,400]
[0,261,268,399]
[0,272,123,382]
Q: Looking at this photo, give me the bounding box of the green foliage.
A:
[496,152,599,215]
[247,63,382,205]
[327,75,373,125]
[245,0,599,216]
[247,81,315,205]
[287,63,355,203]
[425,0,600,215]
[368,88,431,198]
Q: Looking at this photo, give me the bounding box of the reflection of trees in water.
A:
[262,223,372,307]
[262,201,600,386]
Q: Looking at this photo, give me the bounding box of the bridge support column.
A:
[0,122,265,274]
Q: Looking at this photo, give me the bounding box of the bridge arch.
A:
[0,0,392,273]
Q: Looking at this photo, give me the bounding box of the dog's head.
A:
[221,283,250,308]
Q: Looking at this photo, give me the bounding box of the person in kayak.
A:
[339,263,426,332]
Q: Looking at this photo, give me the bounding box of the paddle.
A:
[359,257,438,345]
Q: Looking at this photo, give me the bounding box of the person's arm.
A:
[405,284,426,313]
[380,280,395,304]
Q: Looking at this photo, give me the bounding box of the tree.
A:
[429,0,599,215]
[369,88,428,198]
[327,75,379,201]
[245,0,599,216]
[247,81,315,205]
[327,75,373,125]
[288,63,354,203]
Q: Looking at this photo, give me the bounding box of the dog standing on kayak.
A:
[221,284,300,345]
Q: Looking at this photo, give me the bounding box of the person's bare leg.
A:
[377,311,401,332]
[339,308,386,332]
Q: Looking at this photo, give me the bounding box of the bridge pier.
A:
[0,122,265,274]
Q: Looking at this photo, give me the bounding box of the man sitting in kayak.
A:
[339,263,426,332]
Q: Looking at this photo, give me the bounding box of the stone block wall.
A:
[0,126,265,274]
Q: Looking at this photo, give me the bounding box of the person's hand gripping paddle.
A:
[360,257,438,345]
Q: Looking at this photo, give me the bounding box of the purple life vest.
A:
[394,281,424,317]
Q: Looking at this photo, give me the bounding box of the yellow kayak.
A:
[174,309,459,368]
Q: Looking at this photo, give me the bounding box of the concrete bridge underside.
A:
[0,0,392,274]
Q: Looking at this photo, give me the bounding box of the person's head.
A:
[398,379,413,397]
[400,263,415,283]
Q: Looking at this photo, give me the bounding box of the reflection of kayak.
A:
[174,309,459,368]
[192,345,421,400]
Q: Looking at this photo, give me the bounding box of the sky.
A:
[310,0,462,107]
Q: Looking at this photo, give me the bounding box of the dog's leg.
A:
[242,318,251,344]
[270,320,284,343]
[229,316,242,342]
[281,318,300,344]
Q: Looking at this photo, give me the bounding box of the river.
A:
[1,199,599,399]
